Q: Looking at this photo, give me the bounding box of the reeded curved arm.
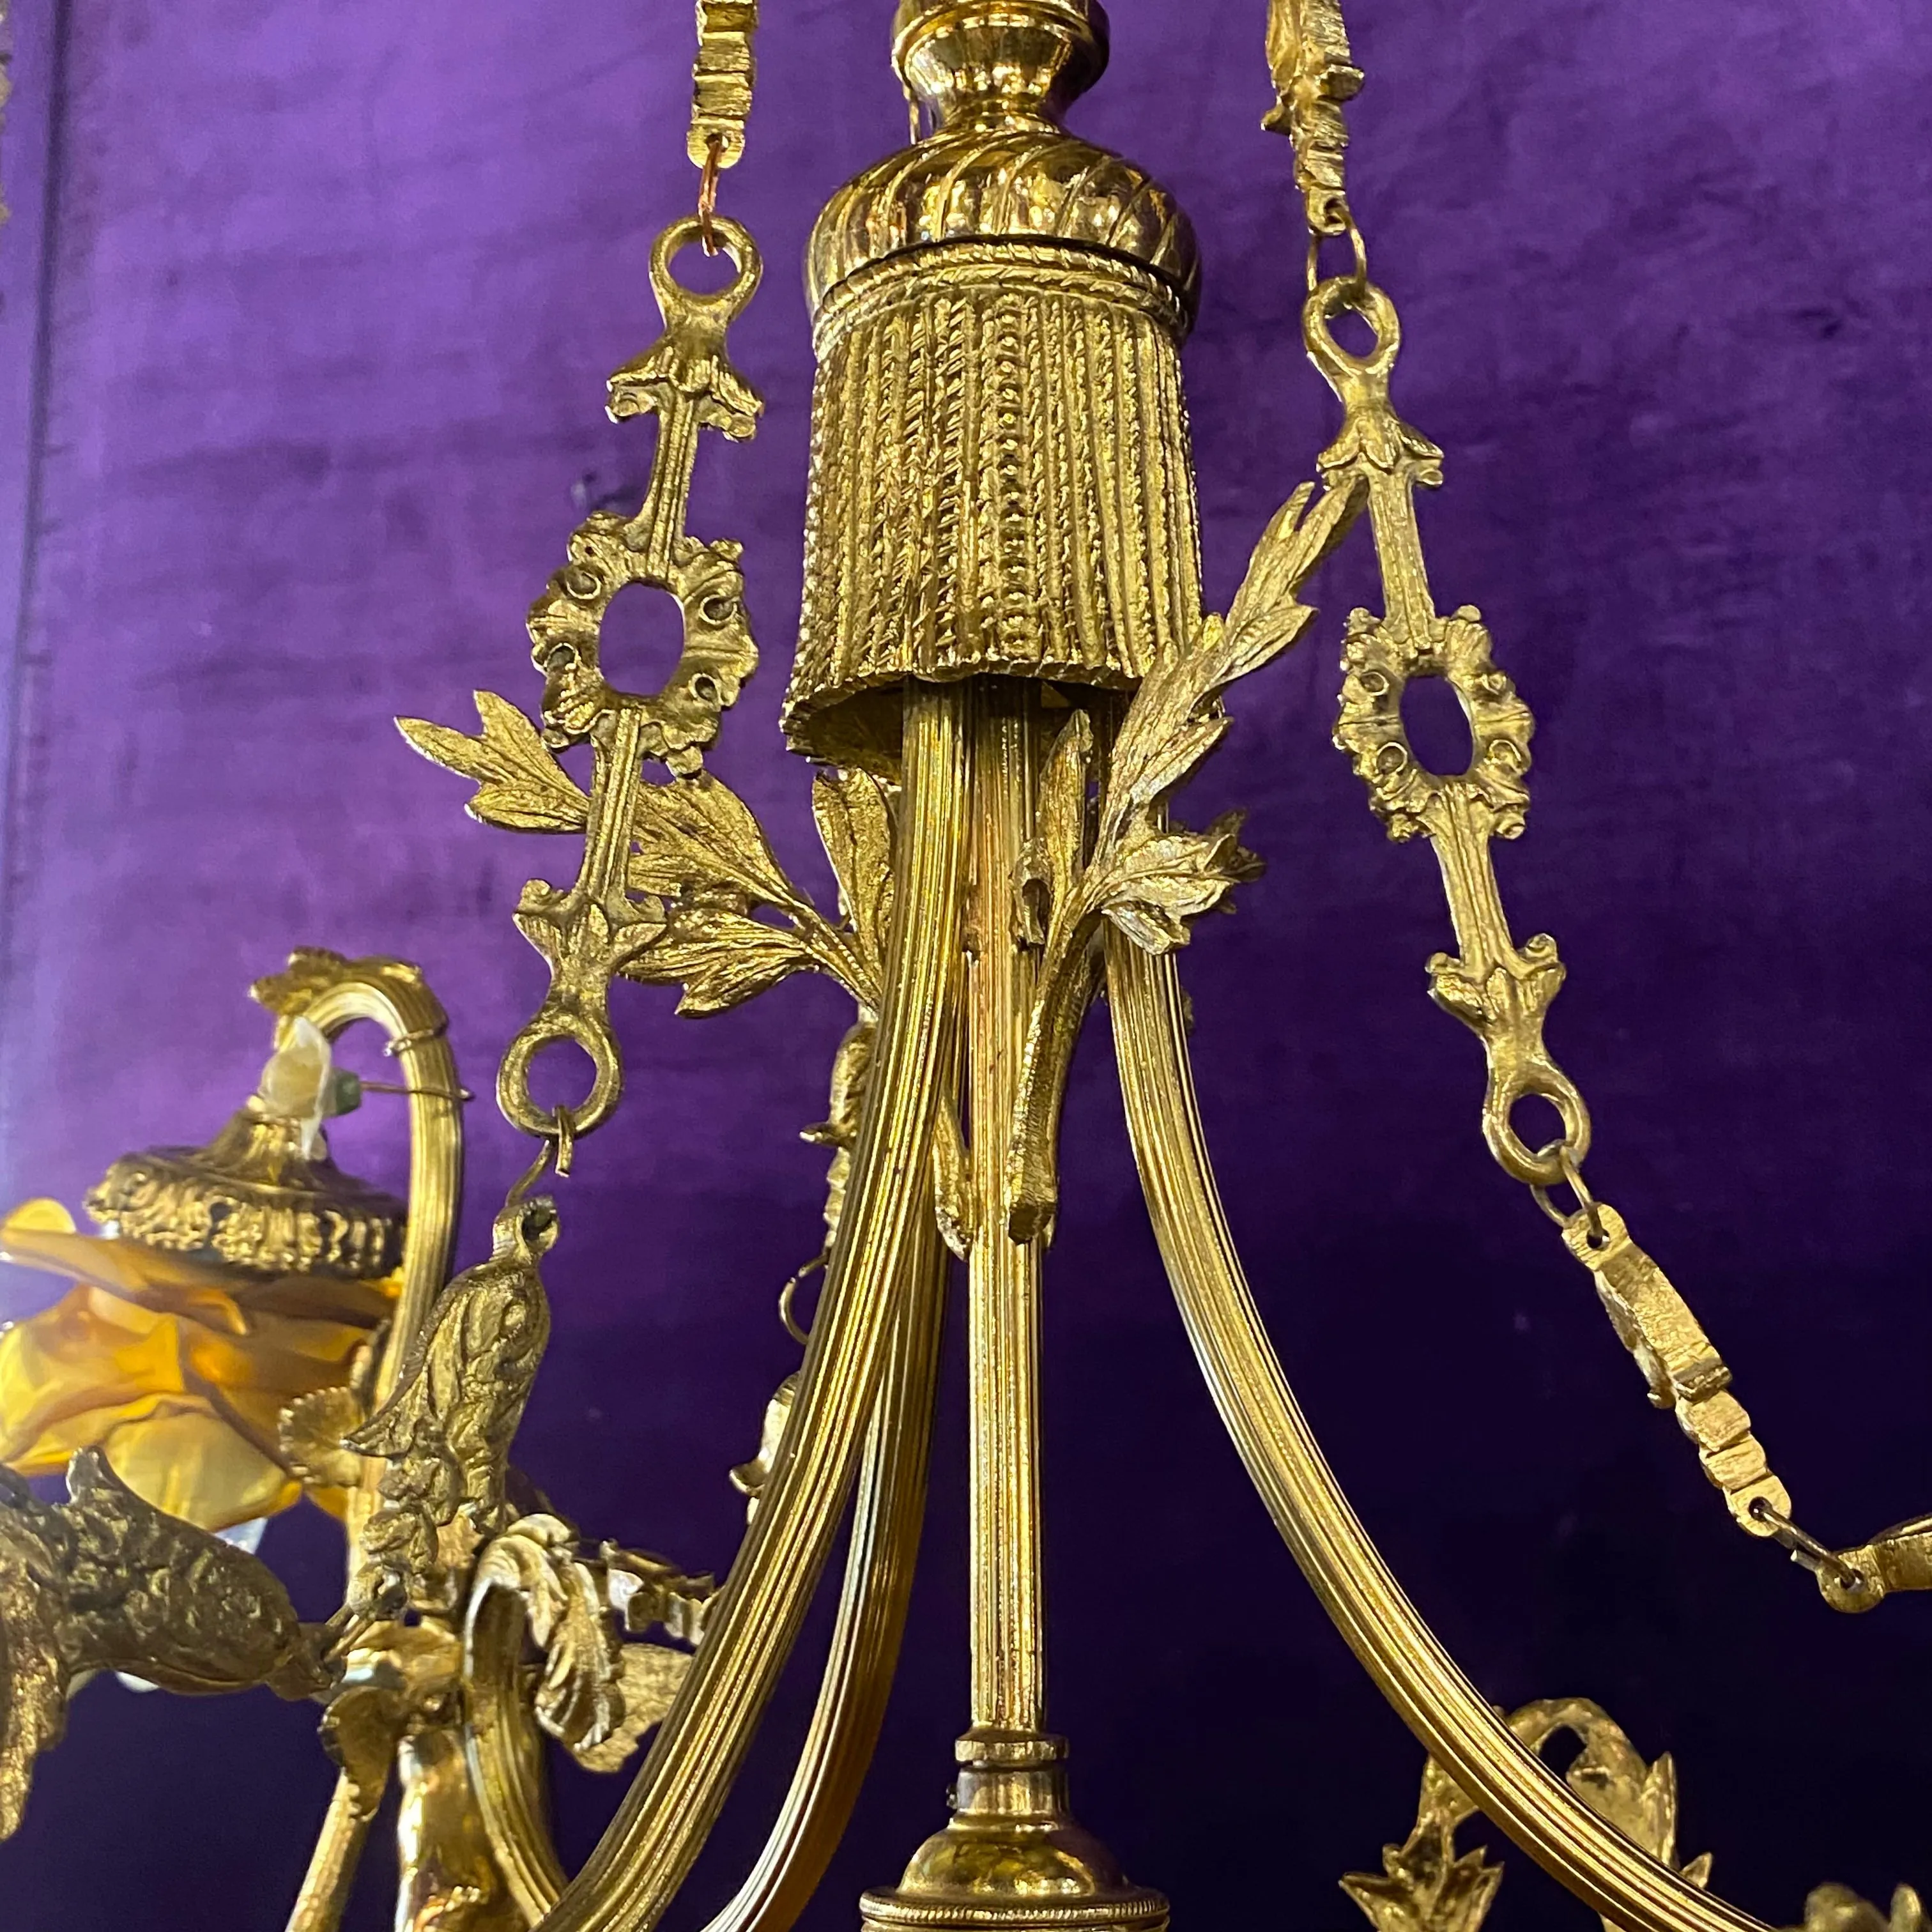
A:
[540,686,970,1932]
[1106,938,1770,1932]
[463,1213,947,1927]
[252,948,465,1399]
[259,949,465,1932]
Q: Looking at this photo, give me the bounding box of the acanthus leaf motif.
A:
[1089,811,1264,956]
[1342,1699,1712,1932]
[396,691,589,834]
[618,767,885,1016]
[469,1515,696,1774]
[931,1094,976,1261]
[628,770,803,912]
[1006,477,1365,1240]
[811,767,896,1008]
[626,901,819,1016]
[1020,709,1094,947]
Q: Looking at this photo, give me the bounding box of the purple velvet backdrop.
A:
[3,1,1931,1927]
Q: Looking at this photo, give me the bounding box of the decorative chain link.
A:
[1273,0,1918,1614]
[689,0,758,171]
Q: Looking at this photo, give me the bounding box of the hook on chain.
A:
[777,1249,827,1347]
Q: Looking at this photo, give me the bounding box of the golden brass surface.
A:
[786,242,1199,773]
[964,688,1046,1734]
[349,1185,558,1618]
[1348,1701,1924,1932]
[1315,279,1588,1193]
[1558,1204,1789,1536]
[0,948,458,1537]
[785,0,1200,769]
[249,947,466,1406]
[7,0,1929,1928]
[1795,1888,1929,1932]
[1007,479,1359,1239]
[1342,1700,1710,1932]
[85,1104,404,1282]
[689,0,758,170]
[811,1,1195,308]
[0,1448,326,1838]
[1262,0,1363,234]
[1108,937,1775,1932]
[862,1745,1167,1932]
[533,686,969,1932]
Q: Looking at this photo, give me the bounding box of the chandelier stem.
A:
[282,1774,372,1932]
[861,683,1165,1932]
[965,681,1048,1741]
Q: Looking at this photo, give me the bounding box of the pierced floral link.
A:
[1285,0,1931,1636]
[492,210,766,1147]
[1315,270,1589,1193]
[1335,606,1534,843]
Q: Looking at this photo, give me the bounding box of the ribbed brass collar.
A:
[807,0,1199,317]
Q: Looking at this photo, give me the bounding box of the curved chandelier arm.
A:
[463,1586,569,1913]
[250,947,466,1397]
[699,1211,947,1932]
[464,1214,948,1926]
[282,1775,377,1932]
[541,686,970,1932]
[1105,939,1770,1932]
[253,949,465,1932]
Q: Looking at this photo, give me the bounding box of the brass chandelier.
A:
[0,3,1922,1931]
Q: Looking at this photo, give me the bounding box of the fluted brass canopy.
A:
[785,0,1205,770]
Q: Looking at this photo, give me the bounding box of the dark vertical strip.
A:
[0,0,76,1129]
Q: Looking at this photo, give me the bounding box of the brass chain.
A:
[1265,0,1907,1611]
[690,0,756,252]
[486,4,766,1162]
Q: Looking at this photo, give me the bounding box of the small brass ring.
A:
[496,1007,622,1140]
[778,1250,827,1347]
[1528,1136,1605,1244]
[649,213,762,323]
[697,134,724,256]
[1748,1498,1864,1594]
[1305,215,1368,294]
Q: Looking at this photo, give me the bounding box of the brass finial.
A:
[890,0,1108,131]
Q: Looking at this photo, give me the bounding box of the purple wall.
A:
[4,1,1932,1927]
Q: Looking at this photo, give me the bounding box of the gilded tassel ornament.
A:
[784,0,1202,774]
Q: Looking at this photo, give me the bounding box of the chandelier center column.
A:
[966,682,1046,1749]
